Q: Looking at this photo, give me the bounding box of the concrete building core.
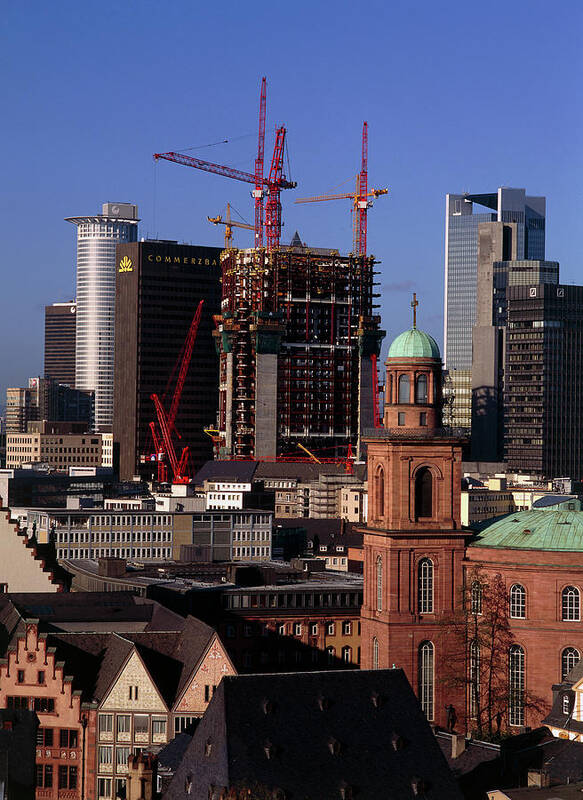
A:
[213,241,384,461]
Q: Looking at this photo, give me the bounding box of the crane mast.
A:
[254,77,266,247]
[355,121,369,256]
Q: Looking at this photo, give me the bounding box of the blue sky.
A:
[2,0,582,405]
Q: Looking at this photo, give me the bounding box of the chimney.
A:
[451,733,466,759]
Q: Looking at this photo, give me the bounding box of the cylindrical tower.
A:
[66,203,138,430]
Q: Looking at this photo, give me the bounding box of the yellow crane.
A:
[207,203,255,249]
[296,442,322,463]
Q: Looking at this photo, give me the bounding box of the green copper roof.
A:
[469,510,583,551]
[388,328,441,359]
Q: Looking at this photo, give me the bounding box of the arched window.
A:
[388,374,393,404]
[415,374,428,404]
[562,647,580,681]
[376,555,383,612]
[415,468,433,519]
[469,640,480,719]
[509,584,526,619]
[509,644,525,726]
[342,646,352,663]
[326,646,336,665]
[375,466,385,518]
[562,586,581,621]
[398,374,410,404]
[470,581,483,615]
[418,641,434,721]
[372,637,379,670]
[418,558,434,614]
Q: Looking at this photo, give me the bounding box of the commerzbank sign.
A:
[146,254,218,266]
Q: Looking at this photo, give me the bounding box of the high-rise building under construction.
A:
[213,236,384,461]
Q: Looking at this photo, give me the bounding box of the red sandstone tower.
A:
[361,301,467,728]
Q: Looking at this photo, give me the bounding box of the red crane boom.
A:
[154,79,296,251]
[167,300,204,433]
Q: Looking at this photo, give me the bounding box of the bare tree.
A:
[440,568,542,738]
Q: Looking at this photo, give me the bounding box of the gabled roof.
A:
[171,616,221,704]
[164,669,463,800]
[42,615,221,707]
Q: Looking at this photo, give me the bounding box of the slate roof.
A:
[164,669,463,800]
[469,510,583,551]
[193,459,360,486]
[438,728,583,800]
[275,518,363,550]
[193,461,259,485]
[532,494,580,509]
[0,591,184,632]
[255,461,348,481]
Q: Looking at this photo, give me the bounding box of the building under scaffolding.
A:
[213,236,384,461]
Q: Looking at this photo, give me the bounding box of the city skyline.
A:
[1,0,581,406]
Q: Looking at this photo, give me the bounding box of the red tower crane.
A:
[149,421,168,483]
[294,121,387,255]
[154,79,295,250]
[147,300,204,484]
[151,394,190,484]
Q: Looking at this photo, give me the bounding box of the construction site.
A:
[144,77,386,480]
[213,242,383,461]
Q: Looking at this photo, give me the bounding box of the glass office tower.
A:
[443,188,545,432]
[66,203,138,430]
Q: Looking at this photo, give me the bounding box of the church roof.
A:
[469,510,583,551]
[388,328,440,359]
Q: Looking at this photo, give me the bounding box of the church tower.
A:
[361,298,467,728]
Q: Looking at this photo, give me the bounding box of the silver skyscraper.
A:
[443,188,545,432]
[66,202,138,430]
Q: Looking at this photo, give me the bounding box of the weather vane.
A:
[411,292,419,329]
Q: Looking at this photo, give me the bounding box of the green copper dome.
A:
[470,510,583,551]
[388,328,441,360]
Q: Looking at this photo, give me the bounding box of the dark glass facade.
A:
[113,241,222,480]
[504,283,583,477]
[44,302,76,386]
